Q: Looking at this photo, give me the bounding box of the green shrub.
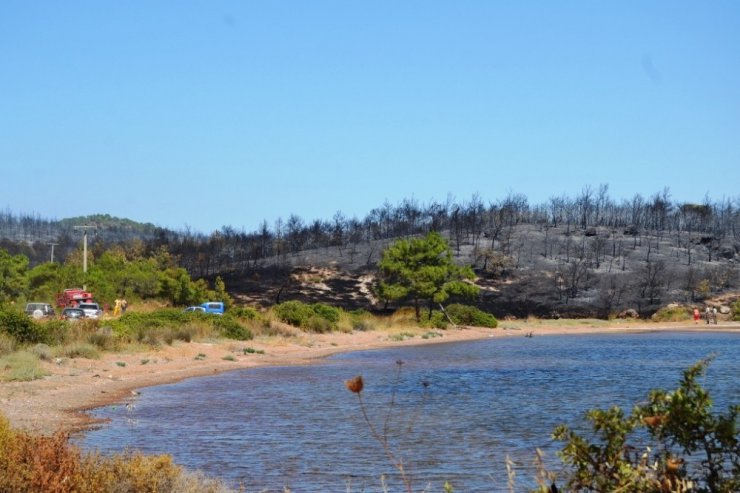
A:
[651,304,691,322]
[214,315,253,341]
[273,300,315,328]
[229,306,261,320]
[273,300,343,331]
[445,304,498,328]
[732,300,740,321]
[41,319,71,346]
[0,310,47,344]
[420,310,448,329]
[310,303,341,324]
[389,331,415,341]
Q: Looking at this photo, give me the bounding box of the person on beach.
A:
[712,307,718,324]
[693,308,700,324]
[705,306,712,324]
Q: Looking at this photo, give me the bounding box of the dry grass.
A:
[0,351,49,382]
[0,412,236,493]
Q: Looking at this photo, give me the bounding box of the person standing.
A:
[712,307,718,324]
[693,307,700,324]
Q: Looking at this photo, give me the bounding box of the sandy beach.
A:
[1,321,737,436]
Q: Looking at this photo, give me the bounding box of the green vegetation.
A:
[243,346,265,355]
[445,303,498,328]
[273,300,343,333]
[377,232,479,322]
[652,304,692,322]
[0,245,226,312]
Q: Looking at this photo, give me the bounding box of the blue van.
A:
[200,301,225,315]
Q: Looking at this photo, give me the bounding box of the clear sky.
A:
[2,1,738,233]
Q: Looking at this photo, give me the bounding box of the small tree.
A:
[377,232,479,322]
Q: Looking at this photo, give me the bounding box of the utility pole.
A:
[47,242,59,263]
[73,224,97,273]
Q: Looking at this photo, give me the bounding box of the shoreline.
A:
[1,321,737,436]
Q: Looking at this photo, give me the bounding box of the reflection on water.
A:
[77,332,739,492]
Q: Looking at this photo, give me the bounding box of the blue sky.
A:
[2,1,738,233]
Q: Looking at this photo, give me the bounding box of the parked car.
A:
[24,302,56,319]
[200,301,225,315]
[184,306,207,313]
[77,302,103,319]
[61,307,85,320]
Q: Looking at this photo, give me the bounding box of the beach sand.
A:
[1,321,737,436]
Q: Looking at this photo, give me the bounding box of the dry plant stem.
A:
[357,392,413,493]
[506,455,516,493]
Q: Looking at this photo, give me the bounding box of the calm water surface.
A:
[77,332,739,492]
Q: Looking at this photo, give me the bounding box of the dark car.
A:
[61,307,85,320]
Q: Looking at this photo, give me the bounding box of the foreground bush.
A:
[0,413,235,493]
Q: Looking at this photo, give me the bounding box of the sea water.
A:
[77,331,739,492]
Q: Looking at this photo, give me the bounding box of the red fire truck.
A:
[56,288,94,307]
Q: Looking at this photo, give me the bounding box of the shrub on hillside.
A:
[445,304,498,328]
[732,300,740,321]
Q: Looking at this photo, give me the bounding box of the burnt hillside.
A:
[3,188,739,318]
[220,221,739,319]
